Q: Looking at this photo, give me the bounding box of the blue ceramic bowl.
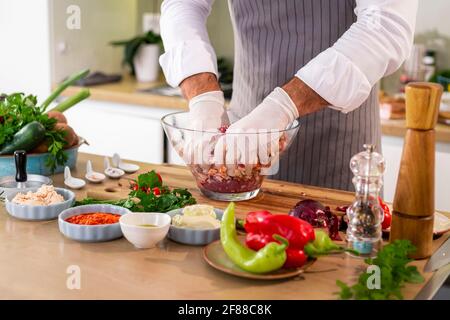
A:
[0,138,84,177]
[58,204,131,242]
[5,187,75,221]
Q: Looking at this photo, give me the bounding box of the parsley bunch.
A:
[0,93,67,171]
[75,170,197,213]
[337,240,424,300]
[128,171,197,212]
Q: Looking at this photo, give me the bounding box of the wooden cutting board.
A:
[67,154,355,218]
[84,177,135,201]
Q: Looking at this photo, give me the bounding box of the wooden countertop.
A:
[381,119,450,143]
[61,76,450,143]
[0,153,448,300]
[60,75,188,110]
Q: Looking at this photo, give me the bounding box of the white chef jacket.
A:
[159,0,417,113]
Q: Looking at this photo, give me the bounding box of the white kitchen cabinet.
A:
[64,100,176,164]
[382,135,450,212]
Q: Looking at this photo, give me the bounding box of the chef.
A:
[159,0,418,191]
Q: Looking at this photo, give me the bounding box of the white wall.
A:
[0,0,140,98]
[51,0,138,82]
[416,0,450,35]
[0,0,52,100]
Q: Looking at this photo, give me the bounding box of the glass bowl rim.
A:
[160,111,301,134]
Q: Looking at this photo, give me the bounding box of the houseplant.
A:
[111,31,162,82]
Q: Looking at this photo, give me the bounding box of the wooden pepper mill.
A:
[390,82,443,259]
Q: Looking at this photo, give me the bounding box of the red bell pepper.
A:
[244,211,315,268]
[378,197,392,230]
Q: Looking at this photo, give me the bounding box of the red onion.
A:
[289,199,342,241]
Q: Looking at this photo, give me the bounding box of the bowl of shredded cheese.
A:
[167,204,223,246]
[5,185,75,221]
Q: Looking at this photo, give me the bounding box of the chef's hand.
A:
[177,73,229,165]
[213,87,299,166]
[179,72,229,130]
[179,90,226,165]
[182,90,229,165]
[188,90,228,130]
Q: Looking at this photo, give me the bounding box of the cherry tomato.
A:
[130,182,139,191]
[382,210,392,230]
[378,197,392,230]
[152,187,161,195]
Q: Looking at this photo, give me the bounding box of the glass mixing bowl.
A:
[161,112,300,201]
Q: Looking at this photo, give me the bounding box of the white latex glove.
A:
[183,91,229,165]
[213,87,298,167]
[188,91,228,130]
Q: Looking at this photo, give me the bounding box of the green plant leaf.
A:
[336,240,424,300]
[110,31,162,75]
[137,171,162,189]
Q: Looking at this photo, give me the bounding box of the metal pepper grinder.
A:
[390,82,443,259]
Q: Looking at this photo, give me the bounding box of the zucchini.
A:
[0,121,46,155]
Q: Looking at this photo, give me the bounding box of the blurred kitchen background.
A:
[0,0,449,210]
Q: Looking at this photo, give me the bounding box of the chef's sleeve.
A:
[296,0,418,113]
[159,0,218,87]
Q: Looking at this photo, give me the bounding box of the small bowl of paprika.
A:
[58,204,131,242]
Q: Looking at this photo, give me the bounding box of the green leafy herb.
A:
[75,170,196,213]
[0,93,68,171]
[0,70,89,172]
[75,197,136,209]
[45,129,68,172]
[137,171,162,189]
[336,240,424,300]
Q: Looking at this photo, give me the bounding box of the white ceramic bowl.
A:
[59,204,131,242]
[120,213,171,249]
[5,187,75,221]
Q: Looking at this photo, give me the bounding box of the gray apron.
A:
[228,0,381,191]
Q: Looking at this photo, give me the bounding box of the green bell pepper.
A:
[220,202,288,274]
